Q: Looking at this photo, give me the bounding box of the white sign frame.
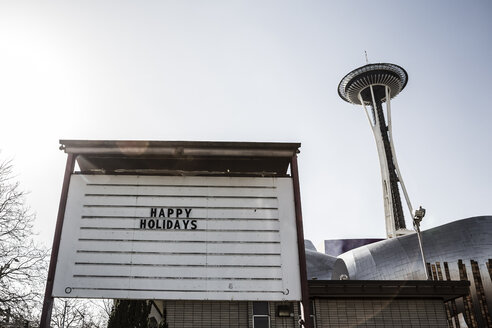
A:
[52,175,301,301]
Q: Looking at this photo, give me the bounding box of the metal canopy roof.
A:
[59,140,301,176]
[308,280,470,302]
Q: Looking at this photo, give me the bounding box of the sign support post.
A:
[291,154,311,328]
[40,154,76,328]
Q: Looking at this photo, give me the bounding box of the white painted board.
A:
[52,175,301,301]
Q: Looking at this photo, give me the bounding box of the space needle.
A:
[338,63,418,238]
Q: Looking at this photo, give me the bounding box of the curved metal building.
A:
[332,216,492,326]
[332,216,491,280]
[305,249,337,280]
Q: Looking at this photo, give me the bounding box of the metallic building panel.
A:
[333,216,492,281]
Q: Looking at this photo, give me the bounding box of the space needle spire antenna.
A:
[338,63,415,238]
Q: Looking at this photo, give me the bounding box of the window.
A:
[253,302,270,328]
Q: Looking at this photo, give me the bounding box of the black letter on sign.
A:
[166,220,173,229]
[174,220,181,229]
[150,208,157,217]
[140,219,147,229]
[191,220,197,230]
[159,208,165,217]
[148,219,156,229]
[167,208,174,217]
[176,208,183,218]
[185,208,192,218]
[182,220,189,229]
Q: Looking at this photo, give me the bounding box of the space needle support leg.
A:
[359,94,376,130]
[369,85,380,126]
[385,86,414,218]
[369,85,397,237]
[359,90,395,237]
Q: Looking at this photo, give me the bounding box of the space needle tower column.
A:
[338,63,414,238]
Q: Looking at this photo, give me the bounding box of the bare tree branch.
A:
[0,155,110,327]
[0,156,48,323]
[51,299,110,328]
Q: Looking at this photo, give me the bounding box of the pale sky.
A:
[1,1,491,252]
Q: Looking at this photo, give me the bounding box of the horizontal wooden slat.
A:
[72,265,283,279]
[85,185,277,197]
[74,253,282,266]
[82,207,279,219]
[78,229,281,242]
[85,175,277,187]
[83,195,278,208]
[65,289,285,301]
[71,277,284,292]
[79,218,280,231]
[77,240,281,253]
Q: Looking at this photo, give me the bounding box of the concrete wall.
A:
[149,298,453,327]
[151,300,299,328]
[314,298,449,328]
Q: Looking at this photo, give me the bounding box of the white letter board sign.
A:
[52,175,301,301]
